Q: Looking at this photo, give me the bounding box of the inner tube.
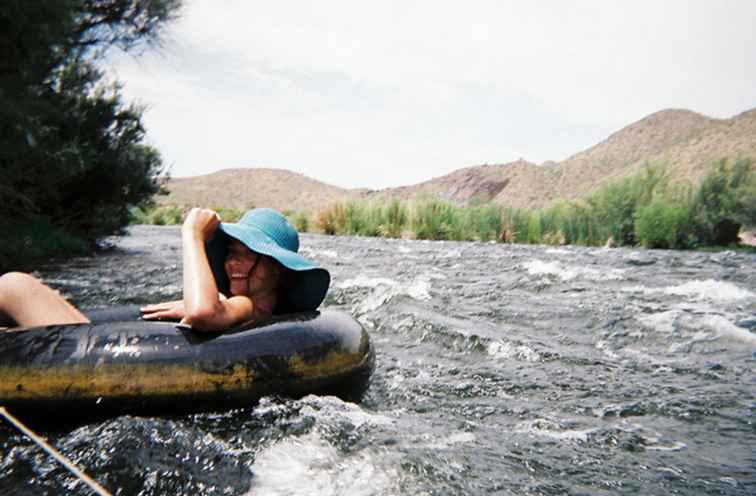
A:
[0,308,374,423]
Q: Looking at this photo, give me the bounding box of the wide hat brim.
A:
[205,224,330,314]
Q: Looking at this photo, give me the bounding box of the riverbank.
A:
[0,218,89,272]
[134,157,755,252]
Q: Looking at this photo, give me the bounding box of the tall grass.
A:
[311,157,754,250]
[130,205,245,225]
[130,156,754,251]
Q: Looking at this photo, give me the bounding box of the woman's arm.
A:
[140,300,185,321]
[179,208,254,331]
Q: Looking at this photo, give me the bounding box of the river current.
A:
[1,225,755,495]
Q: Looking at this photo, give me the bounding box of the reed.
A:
[635,194,694,249]
[411,199,463,240]
[130,204,184,225]
[129,156,754,251]
[289,211,310,233]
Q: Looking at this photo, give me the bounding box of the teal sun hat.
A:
[205,208,330,314]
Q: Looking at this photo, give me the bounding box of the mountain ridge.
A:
[159,106,756,212]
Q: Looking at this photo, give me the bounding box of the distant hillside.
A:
[160,107,756,212]
[367,108,755,209]
[158,168,364,213]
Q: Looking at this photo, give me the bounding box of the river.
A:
[1,225,755,495]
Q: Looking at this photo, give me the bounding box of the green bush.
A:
[130,204,184,225]
[290,212,310,233]
[526,212,542,244]
[587,164,667,246]
[465,203,502,241]
[381,199,408,238]
[0,217,88,270]
[0,1,181,268]
[307,156,753,251]
[315,203,347,235]
[501,207,532,243]
[635,195,693,249]
[691,157,754,245]
[213,206,244,223]
[411,199,463,240]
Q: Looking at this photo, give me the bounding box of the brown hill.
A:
[160,107,756,212]
[364,107,754,209]
[158,168,364,213]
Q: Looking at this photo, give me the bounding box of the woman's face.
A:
[224,240,281,296]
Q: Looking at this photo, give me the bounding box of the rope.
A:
[0,407,112,496]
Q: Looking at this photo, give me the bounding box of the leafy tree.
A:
[691,157,754,245]
[587,163,667,246]
[0,0,181,268]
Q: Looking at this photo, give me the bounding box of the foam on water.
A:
[249,432,398,496]
[425,432,477,449]
[487,340,544,362]
[441,248,462,258]
[637,308,756,347]
[514,419,598,442]
[624,279,754,303]
[338,274,432,314]
[299,247,338,259]
[699,314,756,345]
[248,396,398,495]
[297,395,394,428]
[523,259,625,282]
[637,310,679,335]
[335,275,398,289]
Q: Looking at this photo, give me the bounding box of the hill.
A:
[160,107,756,211]
[158,168,364,213]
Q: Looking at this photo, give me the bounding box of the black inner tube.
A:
[0,307,374,425]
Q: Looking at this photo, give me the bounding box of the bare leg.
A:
[0,272,90,329]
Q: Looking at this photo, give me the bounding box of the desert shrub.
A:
[465,203,502,241]
[540,200,594,245]
[542,231,566,245]
[635,195,693,249]
[154,205,185,225]
[587,163,667,246]
[343,202,366,235]
[290,212,310,232]
[342,202,383,236]
[363,202,388,237]
[526,212,542,244]
[213,206,243,223]
[500,207,532,244]
[315,203,347,234]
[130,204,185,225]
[690,157,755,245]
[411,199,462,240]
[381,199,408,238]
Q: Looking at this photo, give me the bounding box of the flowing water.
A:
[1,225,755,495]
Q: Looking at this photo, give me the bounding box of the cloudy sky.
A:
[108,0,756,189]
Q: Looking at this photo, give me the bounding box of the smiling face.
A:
[224,240,282,297]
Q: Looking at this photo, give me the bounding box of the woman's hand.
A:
[182,208,221,242]
[140,300,186,321]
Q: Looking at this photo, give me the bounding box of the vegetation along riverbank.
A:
[0,1,182,271]
[136,157,755,251]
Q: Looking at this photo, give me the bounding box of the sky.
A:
[107,0,756,189]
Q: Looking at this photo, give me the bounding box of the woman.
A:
[0,208,330,332]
